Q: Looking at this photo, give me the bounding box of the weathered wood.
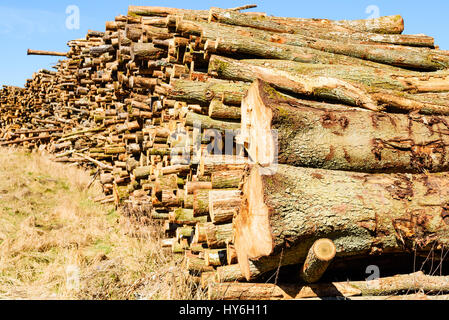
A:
[204,249,227,266]
[210,10,404,35]
[185,112,240,132]
[208,282,361,300]
[209,55,380,111]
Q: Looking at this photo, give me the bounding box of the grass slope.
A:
[0,148,203,300]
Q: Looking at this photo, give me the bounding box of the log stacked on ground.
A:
[1,4,449,300]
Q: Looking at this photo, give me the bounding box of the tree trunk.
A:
[178,19,434,48]
[205,34,397,70]
[211,55,449,94]
[209,55,380,111]
[234,164,449,281]
[241,80,449,173]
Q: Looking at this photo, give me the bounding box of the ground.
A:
[0,147,203,300]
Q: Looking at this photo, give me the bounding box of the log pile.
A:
[1,4,449,300]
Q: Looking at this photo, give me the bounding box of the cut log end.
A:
[234,165,274,280]
[300,238,336,284]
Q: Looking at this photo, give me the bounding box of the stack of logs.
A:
[2,4,449,300]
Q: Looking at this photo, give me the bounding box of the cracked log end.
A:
[234,165,274,281]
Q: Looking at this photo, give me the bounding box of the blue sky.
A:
[1,0,448,87]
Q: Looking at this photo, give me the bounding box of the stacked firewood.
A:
[2,4,449,300]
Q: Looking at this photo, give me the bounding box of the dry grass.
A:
[0,147,205,300]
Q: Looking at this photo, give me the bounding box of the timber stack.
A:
[2,4,449,300]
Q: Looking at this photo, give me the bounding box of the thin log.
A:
[208,271,449,300]
[300,239,337,284]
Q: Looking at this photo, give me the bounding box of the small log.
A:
[300,239,336,284]
[193,189,210,217]
[234,163,449,281]
[226,244,238,265]
[184,255,215,274]
[208,282,361,300]
[241,80,449,172]
[167,79,249,106]
[169,208,208,226]
[208,99,241,120]
[209,190,241,224]
[27,49,67,57]
[185,181,212,194]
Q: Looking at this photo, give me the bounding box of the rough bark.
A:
[241,80,449,173]
[234,164,449,280]
[205,34,401,70]
[27,49,67,57]
[233,58,449,93]
[209,55,381,111]
[209,10,404,35]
